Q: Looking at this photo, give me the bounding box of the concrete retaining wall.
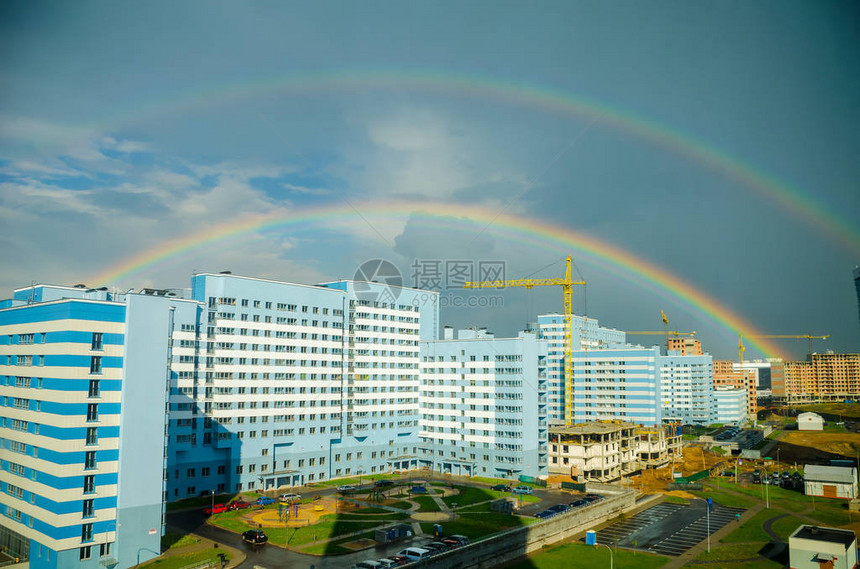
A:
[409,490,636,569]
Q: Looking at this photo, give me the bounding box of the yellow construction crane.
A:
[463,255,585,425]
[738,333,830,366]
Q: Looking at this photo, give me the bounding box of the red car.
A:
[203,503,228,515]
[229,500,252,510]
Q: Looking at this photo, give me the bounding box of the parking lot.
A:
[596,500,745,556]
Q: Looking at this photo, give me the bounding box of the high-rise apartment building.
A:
[712,387,747,424]
[659,352,713,425]
[772,353,860,402]
[418,328,547,478]
[571,346,663,426]
[713,360,756,415]
[537,314,625,425]
[666,337,703,356]
[0,285,197,569]
[854,267,859,328]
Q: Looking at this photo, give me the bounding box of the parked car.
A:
[547,504,570,513]
[351,561,382,569]
[375,559,399,569]
[374,479,395,488]
[242,529,268,545]
[255,496,275,506]
[569,499,588,508]
[513,486,533,494]
[397,547,433,561]
[491,484,511,492]
[388,555,410,565]
[228,500,252,510]
[424,541,451,553]
[337,485,357,494]
[584,494,602,502]
[535,510,556,519]
[203,503,228,515]
[280,493,301,503]
[442,535,470,546]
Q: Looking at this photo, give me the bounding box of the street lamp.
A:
[210,489,215,513]
[136,547,160,566]
[593,542,613,569]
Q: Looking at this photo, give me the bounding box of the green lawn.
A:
[441,486,499,507]
[140,549,229,569]
[508,542,668,569]
[424,512,535,541]
[470,476,515,486]
[771,515,804,539]
[720,510,774,543]
[691,487,755,509]
[412,495,441,512]
[165,493,235,511]
[161,531,201,549]
[300,530,376,555]
[386,500,412,510]
[661,495,690,504]
[695,542,768,562]
[207,511,384,547]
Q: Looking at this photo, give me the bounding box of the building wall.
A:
[712,387,747,424]
[659,353,713,425]
[571,347,662,426]
[804,480,858,499]
[0,290,174,569]
[713,360,757,415]
[537,315,625,426]
[666,338,703,356]
[419,330,547,478]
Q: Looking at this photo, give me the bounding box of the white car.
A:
[279,493,301,503]
[337,485,357,493]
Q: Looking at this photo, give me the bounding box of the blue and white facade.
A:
[165,273,439,499]
[571,346,663,426]
[418,329,548,478]
[0,285,196,569]
[712,387,747,425]
[658,352,714,425]
[537,314,626,425]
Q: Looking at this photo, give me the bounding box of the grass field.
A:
[508,542,668,569]
[720,510,776,543]
[300,530,377,555]
[140,549,229,569]
[412,495,441,512]
[421,511,535,541]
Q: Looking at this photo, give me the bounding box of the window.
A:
[83,475,95,493]
[86,404,98,422]
[90,356,102,374]
[84,451,97,470]
[86,427,98,445]
[88,379,100,398]
[81,523,93,542]
[80,546,91,560]
[100,543,112,557]
[91,333,103,351]
[82,499,94,517]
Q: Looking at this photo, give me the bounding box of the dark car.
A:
[242,529,268,545]
[442,535,470,546]
[585,494,601,502]
[491,484,511,492]
[423,542,450,554]
[535,510,556,519]
[229,500,252,510]
[374,479,395,488]
[569,499,588,508]
[547,504,569,513]
[388,555,410,565]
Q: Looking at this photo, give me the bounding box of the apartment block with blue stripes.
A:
[0,285,198,569]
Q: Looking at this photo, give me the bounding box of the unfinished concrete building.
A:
[548,421,638,482]
[635,424,682,470]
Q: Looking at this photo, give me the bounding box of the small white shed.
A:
[804,465,858,499]
[797,412,825,431]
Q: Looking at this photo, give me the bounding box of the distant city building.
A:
[418,328,547,478]
[666,337,703,356]
[537,314,625,425]
[854,266,860,328]
[773,353,860,402]
[548,421,638,482]
[789,525,857,569]
[712,386,747,425]
[713,359,757,415]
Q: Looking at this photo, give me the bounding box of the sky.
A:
[1,1,858,361]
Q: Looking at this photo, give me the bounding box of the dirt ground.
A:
[775,431,860,465]
[629,447,725,496]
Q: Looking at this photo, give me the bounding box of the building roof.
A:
[804,464,857,484]
[550,420,636,435]
[798,412,824,421]
[790,525,857,547]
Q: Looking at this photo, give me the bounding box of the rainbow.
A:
[87,201,789,360]
[106,70,859,255]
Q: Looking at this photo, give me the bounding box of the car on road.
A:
[255,496,275,506]
[513,485,533,494]
[397,547,433,561]
[569,499,588,508]
[203,503,228,515]
[242,529,268,545]
[279,493,301,503]
[491,484,511,491]
[228,500,252,510]
[547,504,570,513]
[374,479,395,488]
[535,510,556,519]
[337,485,357,494]
[375,559,399,569]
